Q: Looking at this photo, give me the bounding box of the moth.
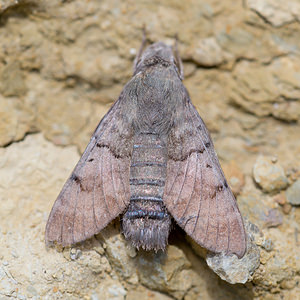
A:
[45,35,247,258]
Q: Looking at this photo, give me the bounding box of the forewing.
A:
[164,96,246,258]
[45,96,132,247]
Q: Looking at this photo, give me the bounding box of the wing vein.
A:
[92,163,98,230]
[180,155,196,223]
[192,153,201,234]
[110,150,120,210]
[59,190,70,244]
[118,159,127,207]
[215,186,219,252]
[226,197,231,253]
[71,183,80,244]
[203,189,211,245]
[175,157,190,207]
[166,161,180,197]
[100,150,110,215]
[188,104,222,187]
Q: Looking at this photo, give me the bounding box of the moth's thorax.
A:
[131,66,180,135]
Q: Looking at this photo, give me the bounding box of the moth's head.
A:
[134,42,183,80]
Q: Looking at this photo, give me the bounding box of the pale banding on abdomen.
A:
[122,132,171,251]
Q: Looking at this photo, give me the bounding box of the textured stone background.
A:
[0,0,300,299]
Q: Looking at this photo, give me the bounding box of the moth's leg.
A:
[133,26,147,72]
[173,35,184,80]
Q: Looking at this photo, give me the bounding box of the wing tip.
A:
[228,244,247,259]
[45,229,105,249]
[226,230,247,259]
[208,242,247,259]
[183,229,247,259]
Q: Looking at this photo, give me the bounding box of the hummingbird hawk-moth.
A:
[45,36,246,258]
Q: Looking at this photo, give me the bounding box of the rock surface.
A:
[252,156,288,193]
[248,0,300,27]
[286,179,300,206]
[206,219,260,284]
[1,1,300,299]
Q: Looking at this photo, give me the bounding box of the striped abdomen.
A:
[122,132,171,251]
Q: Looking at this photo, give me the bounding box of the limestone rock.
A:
[223,160,245,196]
[286,179,300,205]
[230,57,300,121]
[248,0,300,27]
[91,278,127,300]
[253,156,288,193]
[1,0,300,299]
[191,37,230,67]
[136,246,197,299]
[127,286,173,300]
[262,208,283,228]
[206,219,260,284]
[0,96,34,146]
[98,224,139,284]
[0,61,27,97]
[0,0,23,13]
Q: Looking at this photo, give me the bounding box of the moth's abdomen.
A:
[122,133,171,251]
[130,133,167,202]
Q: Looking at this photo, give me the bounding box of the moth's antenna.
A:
[173,34,184,80]
[133,26,147,73]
